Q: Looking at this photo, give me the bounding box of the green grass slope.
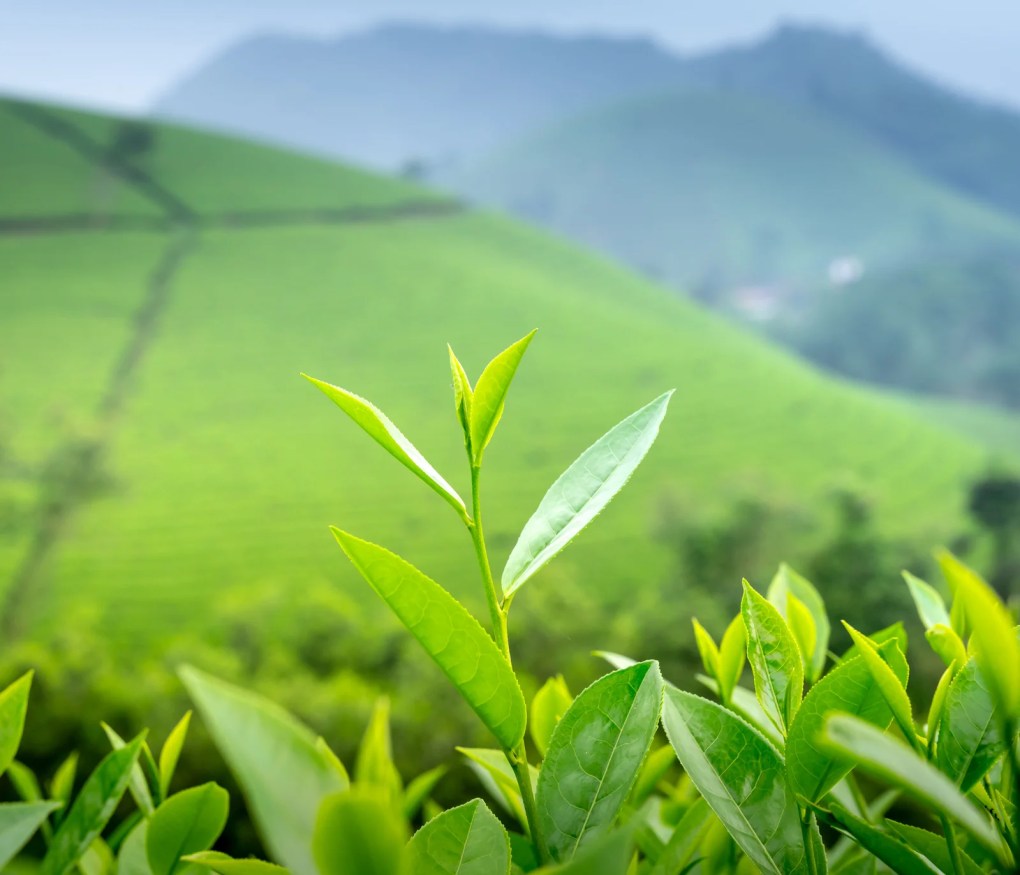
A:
[0,99,1003,641]
[440,88,1020,293]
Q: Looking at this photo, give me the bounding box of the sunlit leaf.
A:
[179,667,345,875]
[0,672,32,777]
[741,580,803,734]
[842,624,917,750]
[356,698,403,804]
[902,572,950,631]
[42,733,144,875]
[448,345,474,452]
[502,392,673,598]
[768,564,829,683]
[529,675,572,758]
[935,658,1006,792]
[691,620,720,682]
[332,530,526,750]
[785,592,817,684]
[184,850,290,874]
[694,676,783,748]
[646,798,711,875]
[303,374,467,521]
[536,662,663,861]
[925,624,967,670]
[147,783,229,875]
[102,724,154,816]
[820,713,1003,860]
[457,748,535,830]
[408,798,510,875]
[159,711,192,798]
[661,688,812,874]
[718,615,746,704]
[469,330,536,465]
[0,801,61,869]
[313,788,407,875]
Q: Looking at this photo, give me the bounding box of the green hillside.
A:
[0,97,1003,644]
[440,88,1020,296]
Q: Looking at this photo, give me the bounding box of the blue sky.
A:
[2,1,1018,112]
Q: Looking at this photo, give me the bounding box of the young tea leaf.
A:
[821,713,1004,860]
[457,748,535,829]
[925,624,967,670]
[183,851,290,874]
[902,572,950,631]
[785,592,817,684]
[146,783,229,875]
[332,530,527,751]
[741,580,803,734]
[501,392,673,599]
[935,658,1005,792]
[768,564,829,683]
[536,662,664,862]
[42,733,145,875]
[102,723,154,816]
[646,798,711,875]
[303,374,467,521]
[691,620,721,683]
[842,624,917,751]
[468,330,536,465]
[827,803,941,875]
[448,345,474,453]
[529,675,572,758]
[402,765,447,821]
[661,688,813,874]
[313,788,408,875]
[0,801,62,869]
[355,698,403,804]
[0,672,32,777]
[179,667,345,875]
[407,798,510,875]
[48,752,79,820]
[159,711,192,798]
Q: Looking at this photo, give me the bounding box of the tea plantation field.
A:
[0,96,1007,642]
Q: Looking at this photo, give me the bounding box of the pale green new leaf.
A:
[42,733,144,875]
[691,620,720,681]
[827,803,941,875]
[902,572,950,631]
[926,661,957,748]
[502,392,672,598]
[530,675,572,758]
[314,737,351,789]
[408,798,510,875]
[717,615,746,704]
[925,624,967,670]
[313,788,408,875]
[159,711,192,797]
[0,672,32,777]
[768,564,829,682]
[48,751,79,819]
[147,783,229,875]
[935,658,1005,792]
[102,723,154,816]
[448,345,473,451]
[741,580,803,734]
[938,550,1020,718]
[0,800,61,869]
[661,688,812,874]
[842,624,917,750]
[403,765,447,821]
[821,713,1004,860]
[647,799,711,875]
[333,530,526,750]
[179,667,346,875]
[469,330,536,464]
[786,643,899,804]
[356,698,403,803]
[694,676,783,747]
[536,662,663,862]
[303,374,467,520]
[184,851,289,874]
[457,748,535,830]
[786,592,817,683]
[116,820,151,875]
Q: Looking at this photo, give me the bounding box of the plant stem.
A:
[801,809,821,875]
[940,814,964,875]
[468,464,511,663]
[511,745,551,864]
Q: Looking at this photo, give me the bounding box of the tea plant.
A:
[2,333,1018,875]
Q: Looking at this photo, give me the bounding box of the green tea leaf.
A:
[938,550,1020,718]
[785,592,817,684]
[49,751,79,820]
[828,803,941,875]
[42,733,144,875]
[0,800,61,869]
[403,765,447,821]
[661,688,811,874]
[533,828,633,875]
[408,798,510,875]
[741,580,803,734]
[332,530,527,750]
[179,667,345,875]
[926,661,957,748]
[786,645,897,803]
[821,713,1003,859]
[116,820,151,875]
[159,712,192,798]
[102,723,154,816]
[183,851,289,874]
[695,676,784,748]
[356,698,403,804]
[313,788,408,875]
[646,799,711,875]
[841,624,916,750]
[935,659,1006,792]
[303,374,467,521]
[628,745,676,808]
[530,676,573,758]
[768,564,829,682]
[691,620,720,682]
[457,749,534,830]
[314,737,351,789]
[886,822,984,875]
[0,672,32,777]
[925,624,967,670]
[717,615,746,704]
[536,662,663,861]
[448,345,474,452]
[147,783,229,875]
[469,330,536,465]
[902,572,950,631]
[502,392,672,598]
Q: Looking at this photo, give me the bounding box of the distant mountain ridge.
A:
[152,22,1020,220]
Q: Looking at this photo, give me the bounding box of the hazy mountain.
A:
[152,24,691,169]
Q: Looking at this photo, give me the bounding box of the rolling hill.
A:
[0,96,1008,649]
[439,88,1020,295]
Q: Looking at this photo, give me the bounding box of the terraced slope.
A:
[0,98,1000,643]
[441,88,1020,293]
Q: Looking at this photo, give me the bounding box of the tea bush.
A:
[3,334,1018,874]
